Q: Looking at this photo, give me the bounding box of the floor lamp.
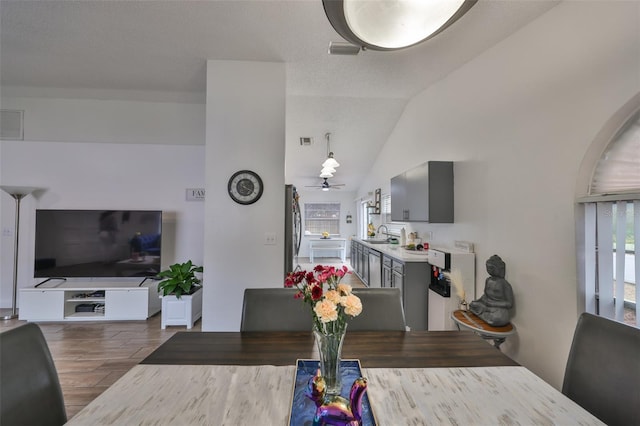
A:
[1,185,38,320]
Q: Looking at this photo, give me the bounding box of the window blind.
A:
[590,111,640,195]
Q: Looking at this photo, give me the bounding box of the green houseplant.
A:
[157,260,203,299]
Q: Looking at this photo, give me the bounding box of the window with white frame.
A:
[578,109,640,328]
[304,202,340,235]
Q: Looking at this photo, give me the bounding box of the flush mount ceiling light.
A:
[322,0,477,51]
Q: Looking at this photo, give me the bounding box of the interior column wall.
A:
[203,60,286,331]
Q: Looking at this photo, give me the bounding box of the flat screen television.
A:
[34,209,162,279]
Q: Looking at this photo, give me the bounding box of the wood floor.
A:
[0,257,363,420]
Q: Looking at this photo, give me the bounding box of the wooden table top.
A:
[141,330,518,368]
[452,310,516,336]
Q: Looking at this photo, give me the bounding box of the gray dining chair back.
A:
[561,312,640,426]
[0,323,67,426]
[348,288,406,331]
[241,288,312,331]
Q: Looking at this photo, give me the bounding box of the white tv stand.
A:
[19,278,161,322]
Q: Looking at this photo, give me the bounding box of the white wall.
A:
[203,60,285,331]
[296,188,358,258]
[1,95,204,145]
[0,94,205,308]
[358,1,640,389]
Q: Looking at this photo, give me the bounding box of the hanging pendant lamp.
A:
[322,133,340,169]
[323,0,477,51]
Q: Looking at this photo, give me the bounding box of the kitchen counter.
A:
[354,238,430,262]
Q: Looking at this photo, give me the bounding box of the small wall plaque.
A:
[186,188,205,201]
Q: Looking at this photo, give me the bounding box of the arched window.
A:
[589,110,640,195]
[578,102,640,328]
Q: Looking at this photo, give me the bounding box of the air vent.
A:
[299,137,313,146]
[0,110,24,140]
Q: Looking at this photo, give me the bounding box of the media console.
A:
[19,279,161,322]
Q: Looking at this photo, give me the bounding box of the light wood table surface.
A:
[66,331,603,425]
[66,364,604,425]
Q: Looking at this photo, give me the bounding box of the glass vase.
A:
[313,323,347,396]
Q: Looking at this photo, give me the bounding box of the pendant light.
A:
[322,133,340,169]
[323,0,477,51]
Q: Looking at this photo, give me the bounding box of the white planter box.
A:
[160,288,202,329]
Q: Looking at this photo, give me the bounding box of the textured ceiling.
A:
[0,0,558,191]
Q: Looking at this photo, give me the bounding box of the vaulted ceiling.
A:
[0,0,558,191]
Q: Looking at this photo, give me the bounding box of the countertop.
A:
[354,238,430,263]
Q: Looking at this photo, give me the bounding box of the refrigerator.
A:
[284,184,302,277]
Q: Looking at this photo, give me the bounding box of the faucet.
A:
[377,225,389,239]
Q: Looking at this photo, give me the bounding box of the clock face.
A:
[228,170,263,205]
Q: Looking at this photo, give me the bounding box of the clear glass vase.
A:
[313,323,347,396]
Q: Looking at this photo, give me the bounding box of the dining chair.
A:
[241,288,312,331]
[0,323,67,426]
[349,288,406,331]
[561,312,640,426]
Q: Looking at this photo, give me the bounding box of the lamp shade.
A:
[320,170,334,178]
[322,153,340,169]
[323,0,477,51]
[321,166,337,175]
[0,186,38,198]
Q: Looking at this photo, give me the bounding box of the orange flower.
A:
[314,299,338,323]
[342,294,362,317]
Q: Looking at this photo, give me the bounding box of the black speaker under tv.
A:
[34,209,162,279]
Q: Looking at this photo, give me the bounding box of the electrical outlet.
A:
[264,232,276,245]
[454,240,474,253]
[423,231,433,240]
[2,227,12,237]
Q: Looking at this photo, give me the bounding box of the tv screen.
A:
[34,210,162,278]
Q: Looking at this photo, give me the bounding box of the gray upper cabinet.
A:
[390,161,453,223]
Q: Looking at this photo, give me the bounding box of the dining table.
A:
[65,330,604,425]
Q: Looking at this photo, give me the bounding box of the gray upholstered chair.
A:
[241,288,312,331]
[0,323,67,426]
[349,288,406,331]
[562,312,640,426]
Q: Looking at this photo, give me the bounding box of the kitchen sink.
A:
[361,238,388,244]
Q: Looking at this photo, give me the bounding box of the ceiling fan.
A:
[305,178,345,191]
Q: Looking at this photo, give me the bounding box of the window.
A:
[578,106,640,328]
[381,194,391,224]
[580,200,638,327]
[304,203,340,235]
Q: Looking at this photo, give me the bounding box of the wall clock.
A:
[227,170,264,205]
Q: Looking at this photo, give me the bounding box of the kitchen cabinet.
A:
[356,240,430,330]
[382,255,393,288]
[368,249,382,288]
[390,161,453,223]
[392,259,429,330]
[360,245,369,285]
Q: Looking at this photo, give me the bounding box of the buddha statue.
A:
[469,255,514,326]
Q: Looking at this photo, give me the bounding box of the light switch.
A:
[264,232,276,245]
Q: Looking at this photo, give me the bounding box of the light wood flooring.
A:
[0,257,362,420]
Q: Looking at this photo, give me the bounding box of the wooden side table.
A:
[451,310,516,350]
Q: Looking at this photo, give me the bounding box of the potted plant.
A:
[157,261,203,329]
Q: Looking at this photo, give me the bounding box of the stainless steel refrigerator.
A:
[284,184,302,277]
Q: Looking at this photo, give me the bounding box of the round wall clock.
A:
[227,170,264,205]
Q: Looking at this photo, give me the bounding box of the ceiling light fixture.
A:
[320,168,335,178]
[322,133,340,169]
[322,0,477,51]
